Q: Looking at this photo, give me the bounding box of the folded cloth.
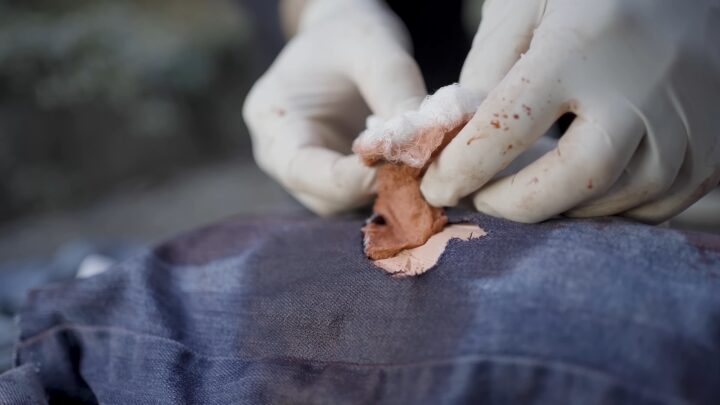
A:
[2,211,720,404]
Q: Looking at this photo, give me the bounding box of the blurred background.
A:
[0,0,717,371]
[0,0,305,264]
[0,0,306,370]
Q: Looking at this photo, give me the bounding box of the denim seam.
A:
[17,323,691,405]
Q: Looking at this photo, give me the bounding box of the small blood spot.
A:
[587,179,594,189]
[273,107,286,117]
[522,104,532,116]
[513,114,520,120]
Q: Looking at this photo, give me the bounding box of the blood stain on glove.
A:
[353,84,485,270]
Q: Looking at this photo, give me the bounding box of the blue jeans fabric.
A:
[2,211,720,404]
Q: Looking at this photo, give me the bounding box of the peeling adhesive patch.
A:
[354,84,483,261]
[361,163,449,260]
[374,224,487,277]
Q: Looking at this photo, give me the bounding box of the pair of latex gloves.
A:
[244,0,720,223]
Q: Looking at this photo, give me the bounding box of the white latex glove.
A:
[421,0,720,223]
[243,0,426,216]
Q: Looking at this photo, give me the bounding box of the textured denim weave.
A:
[2,211,720,404]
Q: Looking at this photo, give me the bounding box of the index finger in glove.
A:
[263,125,375,215]
[472,105,643,223]
[421,44,567,207]
[244,93,375,216]
[285,146,376,211]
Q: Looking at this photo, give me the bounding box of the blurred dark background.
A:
[0,0,301,263]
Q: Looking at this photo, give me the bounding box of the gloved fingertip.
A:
[473,193,548,224]
[472,198,502,219]
[420,176,461,208]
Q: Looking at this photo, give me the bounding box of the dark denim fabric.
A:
[2,211,720,404]
[0,364,46,404]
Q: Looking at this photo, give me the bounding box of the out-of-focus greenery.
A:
[0,0,253,222]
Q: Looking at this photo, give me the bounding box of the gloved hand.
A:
[420,0,720,223]
[243,0,426,216]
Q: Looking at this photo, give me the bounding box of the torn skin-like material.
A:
[361,164,448,260]
[359,123,466,261]
[374,224,487,276]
